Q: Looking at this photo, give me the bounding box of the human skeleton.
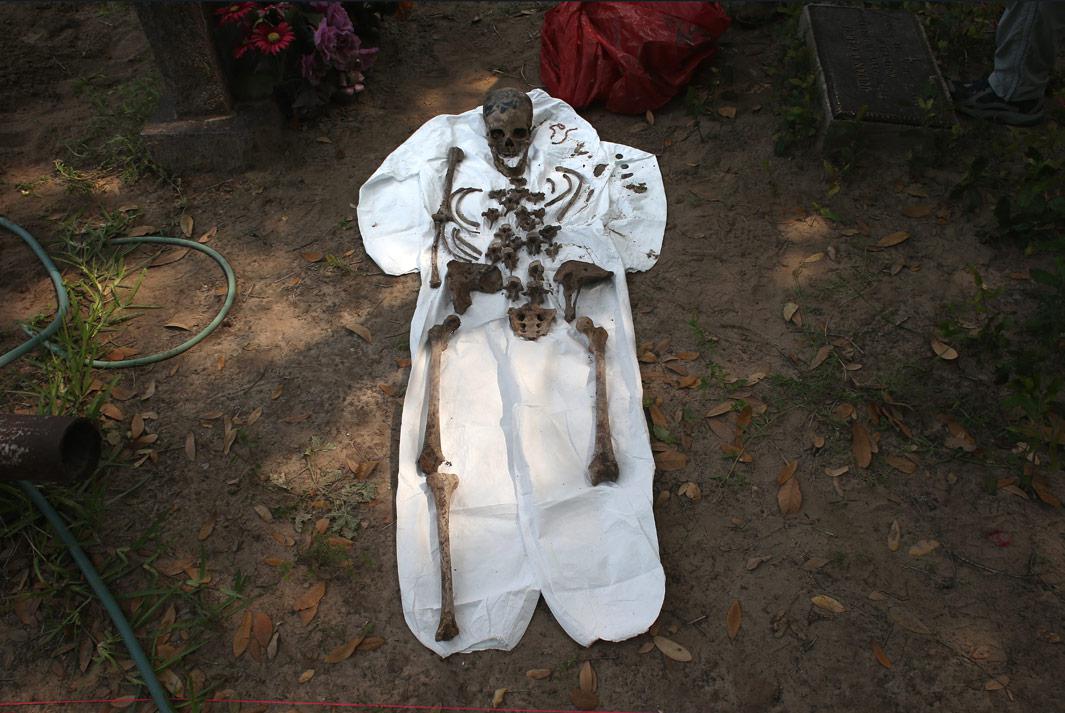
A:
[358,88,665,654]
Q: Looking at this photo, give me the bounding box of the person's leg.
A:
[954,2,1065,126]
[989,2,1064,102]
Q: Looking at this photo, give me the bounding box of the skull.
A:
[483,88,533,178]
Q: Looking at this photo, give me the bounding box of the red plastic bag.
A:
[540,2,730,115]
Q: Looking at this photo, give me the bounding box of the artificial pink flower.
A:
[215,2,257,25]
[250,21,295,55]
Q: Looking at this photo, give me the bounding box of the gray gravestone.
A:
[135,2,279,173]
[801,4,957,150]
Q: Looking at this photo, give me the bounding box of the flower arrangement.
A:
[214,2,379,118]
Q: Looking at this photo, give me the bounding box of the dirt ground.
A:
[2,3,1064,712]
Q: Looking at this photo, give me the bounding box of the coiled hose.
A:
[2,215,238,712]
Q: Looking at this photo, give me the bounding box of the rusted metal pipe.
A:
[0,414,100,483]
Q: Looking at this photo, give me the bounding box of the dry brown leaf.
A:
[198,226,217,244]
[811,595,846,613]
[777,476,801,515]
[653,635,692,662]
[726,600,742,640]
[233,611,252,657]
[491,688,507,709]
[637,641,655,654]
[127,224,156,237]
[140,381,156,400]
[885,454,918,474]
[579,660,597,692]
[677,375,701,389]
[810,345,832,370]
[294,581,327,613]
[908,539,940,557]
[675,351,699,361]
[111,696,138,709]
[931,338,959,361]
[985,675,1010,691]
[822,465,849,478]
[526,668,552,680]
[302,252,324,263]
[706,401,734,418]
[782,302,800,324]
[217,354,226,370]
[105,347,139,361]
[1032,477,1062,508]
[872,641,893,668]
[708,418,736,443]
[267,630,280,660]
[718,105,737,119]
[873,231,910,249]
[246,406,263,427]
[852,421,873,468]
[358,635,386,651]
[180,214,194,238]
[324,635,364,663]
[570,688,599,711]
[678,482,702,501]
[252,612,272,648]
[888,520,901,552]
[150,247,190,267]
[648,403,667,428]
[253,504,272,522]
[802,252,825,264]
[298,669,315,684]
[263,556,285,567]
[185,432,196,461]
[777,460,798,485]
[271,384,284,400]
[746,371,766,385]
[901,204,932,219]
[197,517,215,542]
[746,555,771,571]
[130,413,144,440]
[344,321,373,343]
[654,450,687,472]
[100,403,124,421]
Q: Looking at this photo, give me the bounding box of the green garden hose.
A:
[2,215,238,713]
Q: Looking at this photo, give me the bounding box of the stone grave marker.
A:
[801,4,957,150]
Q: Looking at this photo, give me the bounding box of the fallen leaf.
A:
[579,661,597,692]
[637,641,655,654]
[834,403,855,420]
[717,106,737,119]
[127,224,156,237]
[233,611,252,657]
[271,384,284,400]
[901,204,932,219]
[140,381,156,400]
[294,581,327,613]
[653,635,692,662]
[888,520,901,552]
[150,247,190,267]
[526,668,552,680]
[645,109,655,125]
[245,406,263,427]
[812,435,825,450]
[777,476,802,515]
[197,517,215,541]
[180,214,194,238]
[654,450,688,472]
[885,454,918,474]
[746,555,771,571]
[198,226,217,243]
[185,432,196,461]
[777,460,798,485]
[783,302,800,324]
[872,641,893,668]
[100,403,125,421]
[852,421,872,468]
[803,557,829,571]
[908,539,940,557]
[302,252,324,263]
[677,375,701,389]
[570,688,599,711]
[253,504,272,522]
[648,403,667,428]
[344,320,373,343]
[217,354,226,370]
[1032,478,1062,508]
[678,482,702,501]
[252,612,272,649]
[110,696,138,709]
[130,413,144,440]
[985,675,1010,691]
[358,636,386,651]
[324,635,364,663]
[872,231,910,249]
[802,252,824,264]
[267,630,280,660]
[706,401,734,418]
[824,465,849,477]
[298,669,315,684]
[810,345,832,370]
[811,595,846,613]
[726,600,742,640]
[746,371,766,385]
[675,351,699,361]
[931,338,959,360]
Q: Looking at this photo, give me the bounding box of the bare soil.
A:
[2,4,1063,713]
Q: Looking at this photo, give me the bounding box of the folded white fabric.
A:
[357,89,667,656]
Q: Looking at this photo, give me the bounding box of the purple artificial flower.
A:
[322,3,353,33]
[299,52,326,85]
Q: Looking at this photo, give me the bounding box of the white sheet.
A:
[357,89,667,656]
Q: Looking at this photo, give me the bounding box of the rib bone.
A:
[427,470,460,640]
[418,315,460,475]
[575,317,618,486]
[430,148,465,288]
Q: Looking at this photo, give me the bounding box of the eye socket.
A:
[511,128,528,138]
[490,129,505,139]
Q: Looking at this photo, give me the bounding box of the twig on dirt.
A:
[687,614,707,626]
[949,550,1034,581]
[214,366,269,401]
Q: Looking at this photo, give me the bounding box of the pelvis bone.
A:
[446,261,502,315]
[554,260,613,322]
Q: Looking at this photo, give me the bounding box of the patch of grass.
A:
[68,74,163,184]
[299,534,355,577]
[768,7,820,157]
